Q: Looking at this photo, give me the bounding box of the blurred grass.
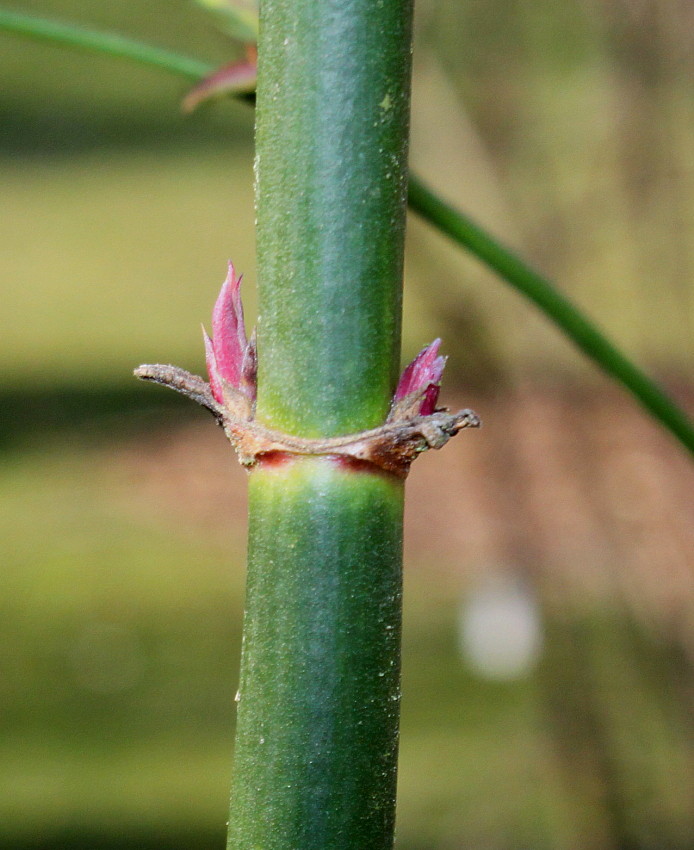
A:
[1,151,256,384]
[0,437,243,845]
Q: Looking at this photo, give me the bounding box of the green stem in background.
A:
[226,0,413,847]
[0,8,213,79]
[408,176,694,456]
[1,7,691,456]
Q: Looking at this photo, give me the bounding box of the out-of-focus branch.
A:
[408,176,694,456]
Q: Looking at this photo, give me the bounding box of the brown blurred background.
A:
[1,1,693,848]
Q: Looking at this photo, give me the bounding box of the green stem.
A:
[226,1,414,848]
[231,461,404,849]
[409,175,694,456]
[0,8,214,79]
[253,2,411,436]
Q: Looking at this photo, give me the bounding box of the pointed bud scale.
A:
[203,262,257,408]
[394,339,446,415]
[203,327,225,405]
[419,382,441,417]
[212,262,248,386]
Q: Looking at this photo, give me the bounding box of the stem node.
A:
[134,363,479,477]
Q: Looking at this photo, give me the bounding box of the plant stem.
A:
[409,175,694,456]
[1,8,692,454]
[0,8,213,79]
[253,1,412,437]
[230,460,404,848]
[226,1,414,847]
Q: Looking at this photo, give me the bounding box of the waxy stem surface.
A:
[228,0,415,845]
[254,0,413,437]
[228,458,404,850]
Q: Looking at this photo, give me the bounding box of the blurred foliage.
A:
[0,434,693,850]
[2,427,693,849]
[1,0,692,392]
[191,0,258,43]
[410,0,694,379]
[2,0,693,848]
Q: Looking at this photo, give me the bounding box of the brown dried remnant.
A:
[133,363,479,478]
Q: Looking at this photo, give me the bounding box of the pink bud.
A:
[394,339,446,415]
[203,328,225,405]
[203,262,256,406]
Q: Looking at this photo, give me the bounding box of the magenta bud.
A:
[394,339,446,415]
[203,328,225,405]
[203,262,256,406]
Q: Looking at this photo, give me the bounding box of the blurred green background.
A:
[2,1,693,848]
